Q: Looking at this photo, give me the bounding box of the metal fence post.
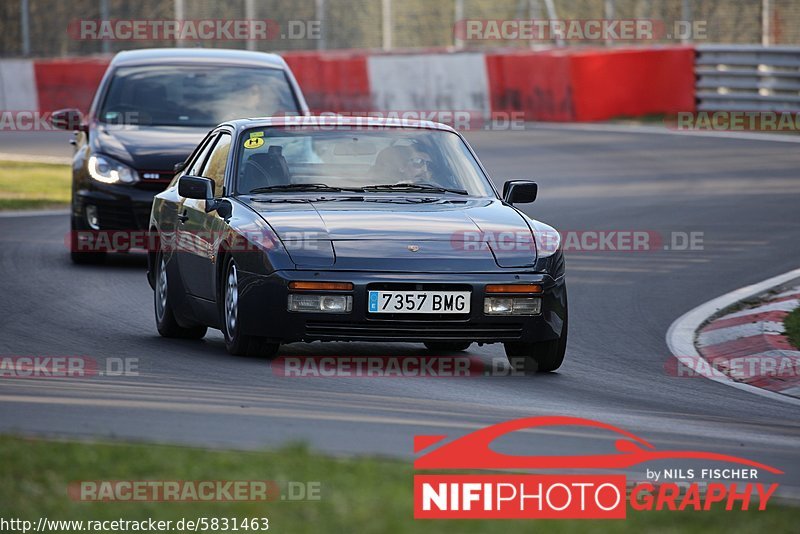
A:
[454,0,464,49]
[762,0,771,46]
[604,0,615,47]
[100,0,110,54]
[174,0,184,48]
[245,0,256,51]
[543,0,563,47]
[681,0,691,44]
[382,0,392,51]
[20,0,30,56]
[316,0,326,50]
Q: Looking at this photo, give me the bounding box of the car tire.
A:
[504,306,568,374]
[154,250,207,339]
[221,255,279,358]
[424,341,472,352]
[69,216,106,265]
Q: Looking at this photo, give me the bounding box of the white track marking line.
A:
[528,122,800,144]
[666,267,800,407]
[0,209,69,218]
[0,152,72,164]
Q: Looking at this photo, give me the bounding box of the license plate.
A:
[368,291,471,314]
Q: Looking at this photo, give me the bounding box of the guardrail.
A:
[695,45,800,111]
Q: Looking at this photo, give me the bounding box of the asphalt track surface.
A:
[1,127,799,492]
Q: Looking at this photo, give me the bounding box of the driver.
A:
[373,145,435,184]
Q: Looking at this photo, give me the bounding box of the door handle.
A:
[178,210,189,223]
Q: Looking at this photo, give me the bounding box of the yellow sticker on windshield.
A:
[244,137,264,149]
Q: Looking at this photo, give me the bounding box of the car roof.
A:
[221,116,459,134]
[110,48,288,69]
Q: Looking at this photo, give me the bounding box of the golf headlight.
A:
[288,294,352,313]
[88,155,138,184]
[484,297,541,315]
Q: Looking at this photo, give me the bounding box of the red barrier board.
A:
[486,46,695,122]
[486,50,575,121]
[284,52,370,113]
[33,58,111,113]
[569,47,695,121]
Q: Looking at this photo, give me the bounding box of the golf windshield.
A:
[99,65,300,127]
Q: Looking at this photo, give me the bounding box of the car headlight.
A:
[88,155,138,184]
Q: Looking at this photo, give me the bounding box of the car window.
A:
[235,127,496,197]
[200,133,231,197]
[184,133,218,179]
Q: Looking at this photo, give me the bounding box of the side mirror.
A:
[178,175,231,219]
[179,175,213,200]
[51,108,84,131]
[503,180,538,205]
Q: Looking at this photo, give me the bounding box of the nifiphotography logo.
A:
[413,416,782,519]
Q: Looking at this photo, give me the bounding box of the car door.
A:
[157,132,216,250]
[177,131,232,301]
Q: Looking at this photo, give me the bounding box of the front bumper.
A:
[73,183,162,231]
[236,270,567,344]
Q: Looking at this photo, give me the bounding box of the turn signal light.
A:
[289,281,354,291]
[485,284,542,294]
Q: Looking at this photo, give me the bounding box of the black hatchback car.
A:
[52,48,309,264]
[147,117,568,373]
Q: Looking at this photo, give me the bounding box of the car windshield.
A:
[235,127,496,198]
[99,65,300,127]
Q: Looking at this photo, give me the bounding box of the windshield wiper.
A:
[361,184,469,195]
[249,183,359,194]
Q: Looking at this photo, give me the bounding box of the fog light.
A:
[85,205,100,230]
[288,294,352,313]
[484,297,541,315]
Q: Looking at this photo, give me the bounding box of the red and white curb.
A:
[667,268,800,407]
[697,289,800,397]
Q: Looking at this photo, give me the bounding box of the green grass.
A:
[785,306,800,350]
[0,160,71,210]
[0,436,797,533]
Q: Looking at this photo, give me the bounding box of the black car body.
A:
[53,48,309,264]
[147,117,567,372]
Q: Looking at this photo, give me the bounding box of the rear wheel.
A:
[154,251,207,339]
[222,256,279,358]
[423,341,472,352]
[504,309,568,374]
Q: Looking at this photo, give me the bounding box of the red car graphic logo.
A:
[414,416,783,474]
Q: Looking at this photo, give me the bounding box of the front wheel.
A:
[221,256,279,358]
[154,251,207,339]
[504,311,568,374]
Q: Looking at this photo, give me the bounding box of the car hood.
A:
[91,123,209,172]
[243,196,538,271]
